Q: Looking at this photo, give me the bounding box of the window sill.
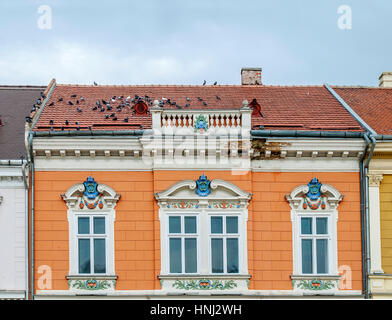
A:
[66,275,118,292]
[158,274,251,292]
[291,274,341,293]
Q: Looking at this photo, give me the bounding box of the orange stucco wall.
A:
[33,170,362,292]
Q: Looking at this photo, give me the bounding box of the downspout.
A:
[28,132,34,300]
[21,159,29,300]
[364,135,377,299]
[360,133,370,298]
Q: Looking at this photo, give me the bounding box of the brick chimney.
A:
[241,68,262,85]
[379,72,392,88]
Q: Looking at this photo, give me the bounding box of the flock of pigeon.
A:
[26,80,229,130]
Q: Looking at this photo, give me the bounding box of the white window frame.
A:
[296,213,333,275]
[208,213,242,275]
[156,178,252,277]
[166,213,199,274]
[62,181,120,277]
[286,182,342,277]
[74,213,109,275]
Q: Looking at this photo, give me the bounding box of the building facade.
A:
[26,71,369,299]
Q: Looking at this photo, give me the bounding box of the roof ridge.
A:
[332,85,392,89]
[55,83,327,88]
[0,85,46,90]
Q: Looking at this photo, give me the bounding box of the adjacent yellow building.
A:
[335,74,392,298]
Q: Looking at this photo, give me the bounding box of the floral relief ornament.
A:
[172,279,237,290]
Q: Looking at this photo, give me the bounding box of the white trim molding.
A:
[367,173,384,274]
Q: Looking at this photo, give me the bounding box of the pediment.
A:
[61,176,120,210]
[155,175,252,209]
[286,178,343,211]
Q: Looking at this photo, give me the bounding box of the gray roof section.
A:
[0,86,45,159]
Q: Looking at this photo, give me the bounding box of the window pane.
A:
[184,217,196,234]
[226,217,238,234]
[78,217,90,234]
[78,239,90,273]
[226,238,239,273]
[301,218,312,235]
[185,238,197,273]
[93,217,105,234]
[94,239,106,273]
[169,238,182,273]
[169,217,181,234]
[302,239,313,274]
[211,239,224,273]
[211,217,223,234]
[317,239,328,274]
[316,218,328,235]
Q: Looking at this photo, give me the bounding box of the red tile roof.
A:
[33,83,364,132]
[333,87,392,135]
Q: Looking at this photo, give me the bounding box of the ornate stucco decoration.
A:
[154,174,252,210]
[367,173,383,187]
[61,176,120,210]
[286,177,343,212]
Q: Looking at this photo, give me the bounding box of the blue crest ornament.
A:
[83,176,99,199]
[195,174,211,197]
[194,114,209,133]
[307,178,322,201]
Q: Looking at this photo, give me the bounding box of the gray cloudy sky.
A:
[0,0,391,86]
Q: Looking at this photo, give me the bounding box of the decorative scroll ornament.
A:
[195,174,211,197]
[172,279,237,290]
[68,278,116,291]
[293,279,337,291]
[194,114,209,133]
[209,201,241,209]
[167,202,198,209]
